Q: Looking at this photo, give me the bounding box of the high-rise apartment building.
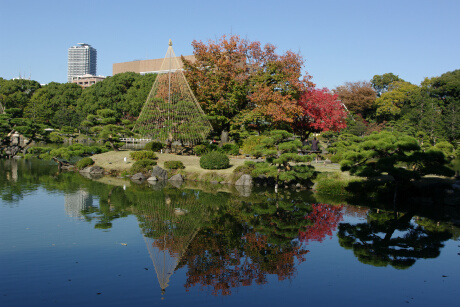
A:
[67,43,97,82]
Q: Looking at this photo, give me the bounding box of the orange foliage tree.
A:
[182,35,314,141]
[334,81,376,116]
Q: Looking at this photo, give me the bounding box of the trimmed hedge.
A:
[200,151,230,170]
[130,150,158,161]
[76,157,95,170]
[164,160,185,169]
[145,141,165,152]
[130,159,157,174]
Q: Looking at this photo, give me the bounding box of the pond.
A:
[1,159,459,306]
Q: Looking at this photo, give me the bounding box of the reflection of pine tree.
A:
[337,208,452,269]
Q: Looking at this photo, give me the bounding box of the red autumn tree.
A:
[294,88,348,139]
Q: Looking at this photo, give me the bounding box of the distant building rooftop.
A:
[112,55,196,75]
[71,74,106,88]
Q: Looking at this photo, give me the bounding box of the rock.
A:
[169,174,184,182]
[152,166,168,180]
[235,174,253,186]
[296,183,302,188]
[324,159,332,164]
[147,176,158,182]
[80,165,104,174]
[210,180,219,184]
[131,173,147,181]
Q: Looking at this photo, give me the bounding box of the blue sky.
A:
[1,0,458,89]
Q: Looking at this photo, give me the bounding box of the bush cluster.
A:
[241,135,270,155]
[233,161,256,175]
[222,143,240,156]
[164,160,185,169]
[76,157,95,170]
[200,151,230,170]
[129,151,158,161]
[130,159,157,174]
[144,141,164,152]
[194,144,208,156]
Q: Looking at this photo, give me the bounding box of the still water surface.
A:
[1,159,459,306]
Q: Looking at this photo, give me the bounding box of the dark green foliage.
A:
[130,159,157,174]
[144,141,164,152]
[194,144,208,156]
[129,151,158,161]
[247,130,314,184]
[200,151,230,170]
[164,160,185,169]
[76,157,95,170]
[35,144,108,161]
[241,135,271,154]
[222,143,240,156]
[233,161,256,175]
[338,131,454,183]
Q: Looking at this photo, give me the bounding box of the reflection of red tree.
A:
[299,204,343,244]
[180,231,308,296]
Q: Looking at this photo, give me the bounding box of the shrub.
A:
[194,144,207,156]
[200,151,230,170]
[76,157,95,170]
[222,143,240,156]
[233,161,256,175]
[164,160,185,169]
[241,135,270,155]
[145,141,165,152]
[130,159,157,174]
[48,132,64,143]
[130,151,158,161]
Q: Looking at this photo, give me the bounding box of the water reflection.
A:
[338,208,458,269]
[1,158,460,301]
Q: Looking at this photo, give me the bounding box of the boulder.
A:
[235,174,253,186]
[152,166,168,180]
[131,173,147,181]
[147,176,158,182]
[80,165,104,174]
[169,174,184,182]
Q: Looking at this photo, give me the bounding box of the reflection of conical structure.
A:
[136,191,211,295]
[133,40,212,144]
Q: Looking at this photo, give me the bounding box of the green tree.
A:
[24,82,82,127]
[371,73,404,97]
[338,131,454,201]
[76,72,142,119]
[374,81,419,121]
[0,108,46,157]
[0,78,41,110]
[431,69,460,142]
[249,130,315,189]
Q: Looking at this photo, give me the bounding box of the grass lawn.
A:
[90,150,348,182]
